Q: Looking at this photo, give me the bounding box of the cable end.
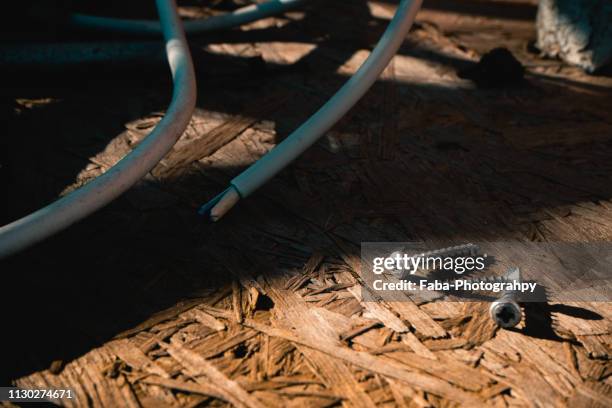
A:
[198,186,240,222]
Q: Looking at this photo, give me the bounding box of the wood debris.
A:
[6,1,612,407]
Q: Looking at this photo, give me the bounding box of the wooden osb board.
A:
[3,0,612,407]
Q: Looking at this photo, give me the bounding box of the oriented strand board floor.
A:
[2,0,612,406]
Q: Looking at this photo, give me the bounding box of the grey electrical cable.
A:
[200,0,423,220]
[0,0,196,258]
[70,0,303,35]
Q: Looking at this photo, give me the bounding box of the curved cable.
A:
[0,0,196,258]
[200,0,422,221]
[70,0,303,35]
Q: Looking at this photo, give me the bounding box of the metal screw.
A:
[436,266,524,328]
[488,267,522,328]
[490,294,522,328]
[414,266,524,328]
[410,243,480,259]
[389,243,480,278]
